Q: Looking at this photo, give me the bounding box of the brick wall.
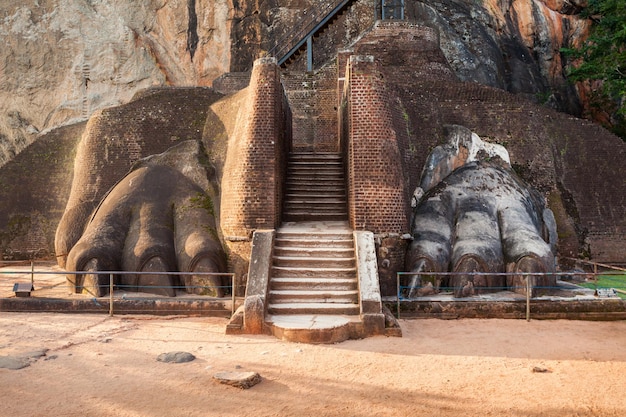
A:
[343,55,409,234]
[282,64,339,152]
[220,57,290,280]
[0,122,85,259]
[212,72,251,95]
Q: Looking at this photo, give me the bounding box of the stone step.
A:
[271,266,356,279]
[283,207,347,213]
[284,198,347,205]
[271,277,358,291]
[269,289,359,304]
[275,231,353,241]
[284,186,346,194]
[288,165,343,171]
[273,246,355,258]
[286,177,344,183]
[283,206,348,214]
[267,302,360,316]
[289,161,342,167]
[274,237,354,248]
[285,192,346,199]
[266,315,356,344]
[287,174,344,181]
[289,153,342,161]
[282,212,348,221]
[288,168,343,174]
[273,255,355,268]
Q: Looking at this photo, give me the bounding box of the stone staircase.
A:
[283,152,348,221]
[269,222,358,311]
[266,150,362,343]
[226,152,396,343]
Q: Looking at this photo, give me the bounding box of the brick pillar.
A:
[345,55,409,234]
[220,57,288,288]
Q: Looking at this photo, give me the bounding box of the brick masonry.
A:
[220,58,291,285]
[282,64,339,152]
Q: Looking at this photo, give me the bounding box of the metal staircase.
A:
[268,0,356,71]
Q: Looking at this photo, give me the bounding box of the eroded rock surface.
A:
[0,0,230,166]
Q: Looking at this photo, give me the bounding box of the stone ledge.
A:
[388,298,626,320]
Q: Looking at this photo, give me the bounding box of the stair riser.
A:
[275,232,353,241]
[273,248,354,258]
[271,283,358,292]
[274,239,354,249]
[272,267,356,279]
[269,293,358,303]
[273,257,355,268]
[283,209,347,214]
[283,214,348,221]
[268,305,360,315]
[285,201,347,207]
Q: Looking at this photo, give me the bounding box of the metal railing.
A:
[396,268,626,321]
[0,264,240,317]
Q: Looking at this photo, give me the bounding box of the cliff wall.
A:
[0,0,231,166]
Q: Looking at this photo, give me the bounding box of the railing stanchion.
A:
[526,275,531,322]
[31,260,34,289]
[231,274,236,317]
[396,272,400,319]
[109,273,114,316]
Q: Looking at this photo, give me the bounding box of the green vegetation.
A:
[562,0,626,139]
[580,273,626,299]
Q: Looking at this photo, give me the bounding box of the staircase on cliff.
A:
[269,0,357,70]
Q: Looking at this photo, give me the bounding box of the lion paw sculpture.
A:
[406,125,557,298]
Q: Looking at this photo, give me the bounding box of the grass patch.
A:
[580,273,626,299]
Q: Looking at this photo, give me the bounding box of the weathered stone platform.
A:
[2,262,625,322]
[388,282,626,321]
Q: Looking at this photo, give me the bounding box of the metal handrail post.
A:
[396,272,400,319]
[526,276,531,322]
[306,36,313,72]
[109,273,114,316]
[231,274,236,317]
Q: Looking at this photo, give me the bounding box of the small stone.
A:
[157,351,196,363]
[532,366,550,373]
[0,356,30,370]
[213,371,262,389]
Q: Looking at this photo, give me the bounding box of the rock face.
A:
[0,1,595,167]
[230,0,590,114]
[0,0,231,166]
[406,0,589,115]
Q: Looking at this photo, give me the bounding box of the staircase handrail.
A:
[268,0,354,66]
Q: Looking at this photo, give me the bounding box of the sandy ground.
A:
[0,314,625,417]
